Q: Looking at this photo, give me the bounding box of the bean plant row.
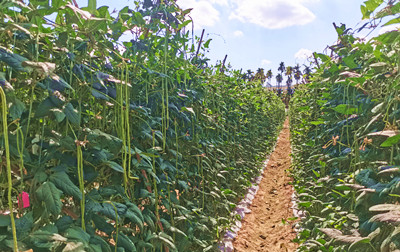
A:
[290,0,400,251]
[0,0,285,251]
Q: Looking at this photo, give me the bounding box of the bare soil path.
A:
[233,118,298,252]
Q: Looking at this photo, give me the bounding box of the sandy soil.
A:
[233,118,298,252]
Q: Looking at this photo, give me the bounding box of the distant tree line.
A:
[241,62,312,97]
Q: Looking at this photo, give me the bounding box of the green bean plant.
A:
[290,1,400,251]
[0,0,285,251]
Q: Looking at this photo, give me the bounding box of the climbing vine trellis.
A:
[290,1,400,251]
[0,0,284,251]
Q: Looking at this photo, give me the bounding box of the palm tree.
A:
[277,62,285,90]
[303,65,312,83]
[294,64,301,85]
[286,76,293,95]
[278,62,285,73]
[285,66,293,96]
[266,69,273,87]
[276,73,283,96]
[245,69,254,81]
[255,68,266,85]
[285,66,293,77]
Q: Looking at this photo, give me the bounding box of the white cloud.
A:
[261,59,272,65]
[295,48,313,60]
[229,0,317,29]
[233,30,244,37]
[177,0,221,30]
[378,24,400,35]
[204,0,228,6]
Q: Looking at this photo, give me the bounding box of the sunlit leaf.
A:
[333,104,358,115]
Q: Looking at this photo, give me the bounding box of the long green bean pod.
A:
[1,86,18,252]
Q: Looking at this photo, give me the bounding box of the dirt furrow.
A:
[233,118,298,252]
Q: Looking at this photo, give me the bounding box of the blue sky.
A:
[177,0,365,72]
[75,0,391,76]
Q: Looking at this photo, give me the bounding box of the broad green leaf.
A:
[52,108,66,122]
[361,5,369,19]
[383,17,400,26]
[36,182,63,216]
[169,226,187,237]
[381,134,400,147]
[52,0,66,8]
[124,209,144,231]
[314,53,329,63]
[49,171,82,200]
[9,97,25,120]
[0,215,11,227]
[34,171,48,183]
[391,2,400,14]
[143,214,155,230]
[178,180,189,190]
[99,202,127,220]
[298,202,312,208]
[40,224,58,233]
[181,107,195,114]
[150,232,176,251]
[88,129,122,155]
[178,20,192,29]
[160,160,176,172]
[310,121,325,126]
[30,230,67,249]
[375,30,400,44]
[135,240,154,250]
[365,0,383,12]
[92,215,114,235]
[89,244,103,252]
[361,0,384,19]
[204,39,212,48]
[35,97,58,118]
[343,57,358,69]
[0,47,29,72]
[65,227,90,243]
[85,199,103,213]
[88,0,97,13]
[222,189,233,195]
[64,103,80,126]
[328,63,339,74]
[105,161,124,173]
[333,104,358,115]
[15,212,33,239]
[46,75,73,91]
[55,216,74,232]
[89,236,112,252]
[98,187,118,197]
[126,202,144,222]
[114,233,136,251]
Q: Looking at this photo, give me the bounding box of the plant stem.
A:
[77,145,85,231]
[1,86,18,252]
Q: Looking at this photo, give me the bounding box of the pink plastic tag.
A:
[18,191,30,209]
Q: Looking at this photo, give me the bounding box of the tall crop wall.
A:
[0,1,285,251]
[290,3,400,251]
